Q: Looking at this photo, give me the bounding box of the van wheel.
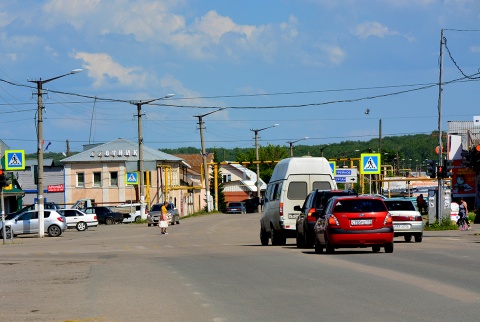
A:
[260,228,269,246]
[271,228,286,246]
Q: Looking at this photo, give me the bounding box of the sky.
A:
[0,0,479,155]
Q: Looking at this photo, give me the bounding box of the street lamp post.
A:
[130,94,175,220]
[287,137,309,157]
[251,124,279,213]
[28,69,82,238]
[194,108,225,212]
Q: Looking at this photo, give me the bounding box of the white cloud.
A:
[322,45,346,65]
[352,21,397,39]
[73,52,146,88]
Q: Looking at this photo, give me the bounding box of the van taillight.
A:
[280,202,283,217]
[307,208,317,223]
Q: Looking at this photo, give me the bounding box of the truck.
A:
[84,206,125,225]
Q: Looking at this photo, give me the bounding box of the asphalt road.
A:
[1,214,479,322]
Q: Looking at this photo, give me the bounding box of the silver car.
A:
[147,203,180,227]
[384,198,424,243]
[0,210,67,238]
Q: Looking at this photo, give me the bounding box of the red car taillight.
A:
[57,216,65,222]
[279,202,283,217]
[328,215,340,226]
[307,208,317,223]
[383,214,392,225]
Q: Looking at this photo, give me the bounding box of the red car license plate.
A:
[351,219,372,226]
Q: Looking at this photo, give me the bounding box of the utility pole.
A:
[287,137,308,157]
[251,124,279,213]
[194,108,225,212]
[28,69,82,237]
[130,94,175,219]
[437,29,445,222]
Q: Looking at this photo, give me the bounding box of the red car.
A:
[314,195,394,254]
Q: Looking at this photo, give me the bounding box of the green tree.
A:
[236,144,289,184]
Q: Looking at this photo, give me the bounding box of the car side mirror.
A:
[293,205,301,211]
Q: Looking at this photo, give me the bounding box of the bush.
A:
[425,217,458,231]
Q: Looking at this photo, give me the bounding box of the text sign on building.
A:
[360,153,381,175]
[125,172,139,185]
[5,150,25,170]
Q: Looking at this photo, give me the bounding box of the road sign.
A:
[125,172,139,185]
[4,150,25,170]
[329,161,336,175]
[335,168,358,183]
[360,153,381,174]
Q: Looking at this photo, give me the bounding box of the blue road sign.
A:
[360,153,381,174]
[125,172,139,185]
[5,150,25,170]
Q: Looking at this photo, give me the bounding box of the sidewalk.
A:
[423,222,478,238]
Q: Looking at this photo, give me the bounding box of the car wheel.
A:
[135,216,141,223]
[404,234,412,242]
[260,227,269,246]
[47,225,62,237]
[76,222,87,231]
[315,242,324,254]
[385,243,394,253]
[304,227,314,249]
[325,234,334,254]
[372,245,381,252]
[271,227,286,246]
[414,234,423,243]
[296,229,305,248]
[105,217,114,225]
[148,223,152,227]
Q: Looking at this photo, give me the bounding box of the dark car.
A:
[84,206,124,225]
[242,198,259,213]
[295,189,357,248]
[226,202,246,214]
[314,195,394,254]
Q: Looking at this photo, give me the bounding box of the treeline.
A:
[27,132,442,167]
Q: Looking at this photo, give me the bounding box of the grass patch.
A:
[424,217,459,231]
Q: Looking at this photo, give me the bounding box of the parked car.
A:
[114,203,147,223]
[226,202,246,214]
[7,202,62,218]
[58,209,98,231]
[295,189,357,248]
[314,195,394,254]
[383,198,423,242]
[84,207,124,225]
[0,210,67,238]
[147,203,180,226]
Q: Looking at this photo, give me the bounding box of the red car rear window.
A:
[334,199,386,213]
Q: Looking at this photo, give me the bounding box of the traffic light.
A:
[461,150,471,167]
[444,159,454,178]
[426,159,437,178]
[0,169,6,187]
[437,165,444,179]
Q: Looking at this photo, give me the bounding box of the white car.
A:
[384,198,424,242]
[0,210,67,238]
[58,209,98,231]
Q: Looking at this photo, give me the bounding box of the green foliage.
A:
[235,144,289,184]
[424,217,459,231]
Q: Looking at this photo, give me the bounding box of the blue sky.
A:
[0,0,479,155]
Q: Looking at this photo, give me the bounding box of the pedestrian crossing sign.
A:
[360,153,381,174]
[329,161,336,175]
[4,150,25,170]
[125,172,139,185]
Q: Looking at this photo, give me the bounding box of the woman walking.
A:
[458,198,471,231]
[159,201,169,234]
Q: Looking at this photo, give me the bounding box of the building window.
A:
[223,174,231,183]
[77,172,85,187]
[93,172,102,187]
[110,171,118,186]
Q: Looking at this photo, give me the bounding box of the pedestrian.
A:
[457,197,471,231]
[416,194,427,214]
[159,201,169,234]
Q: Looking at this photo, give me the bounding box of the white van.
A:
[260,157,337,246]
